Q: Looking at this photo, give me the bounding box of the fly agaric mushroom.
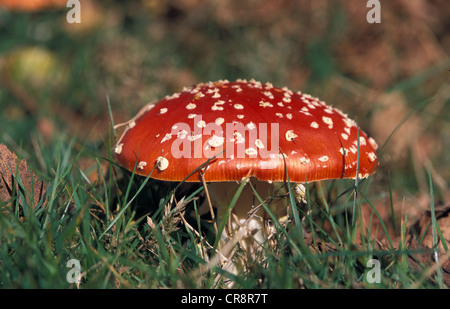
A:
[114,79,379,272]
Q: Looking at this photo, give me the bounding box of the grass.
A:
[0,134,445,289]
[0,1,449,289]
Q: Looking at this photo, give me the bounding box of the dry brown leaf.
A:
[0,143,45,217]
[407,198,450,253]
[402,196,450,286]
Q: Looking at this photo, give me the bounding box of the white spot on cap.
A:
[255,139,265,149]
[208,135,225,148]
[358,173,369,179]
[237,114,244,119]
[159,108,168,114]
[339,147,348,156]
[259,100,273,108]
[161,133,172,143]
[322,116,333,129]
[165,93,180,100]
[300,157,310,165]
[211,104,224,111]
[285,130,298,141]
[343,117,355,128]
[156,157,169,171]
[246,122,256,130]
[368,137,378,150]
[235,164,244,170]
[318,155,329,162]
[263,91,274,99]
[282,86,292,94]
[137,161,147,170]
[114,143,123,154]
[234,104,244,110]
[197,120,206,128]
[359,136,367,146]
[177,130,188,139]
[188,114,196,119]
[245,148,257,156]
[193,92,205,99]
[215,117,225,125]
[310,122,319,129]
[211,100,225,111]
[265,82,274,89]
[368,152,377,163]
[341,133,349,140]
[186,103,196,110]
[286,113,293,119]
[276,113,283,118]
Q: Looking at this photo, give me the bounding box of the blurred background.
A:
[0,0,448,214]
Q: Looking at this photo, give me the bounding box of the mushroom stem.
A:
[206,178,289,275]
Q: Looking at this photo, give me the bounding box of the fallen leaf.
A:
[0,143,45,218]
[404,196,450,286]
[407,198,450,253]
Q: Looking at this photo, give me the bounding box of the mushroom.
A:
[114,79,379,274]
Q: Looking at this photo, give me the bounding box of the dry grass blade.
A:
[147,194,198,235]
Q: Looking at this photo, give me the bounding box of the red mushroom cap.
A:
[115,79,379,183]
